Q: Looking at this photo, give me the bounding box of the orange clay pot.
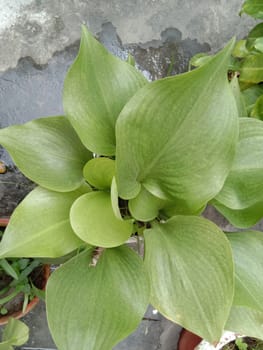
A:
[178,329,202,350]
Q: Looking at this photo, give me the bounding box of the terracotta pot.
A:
[0,217,50,325]
[178,329,202,350]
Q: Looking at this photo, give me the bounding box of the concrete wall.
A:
[0,0,256,72]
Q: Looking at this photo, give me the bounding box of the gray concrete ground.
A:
[0,0,261,349]
[0,302,182,350]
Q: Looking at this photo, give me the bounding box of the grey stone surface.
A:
[0,303,182,350]
[0,0,257,72]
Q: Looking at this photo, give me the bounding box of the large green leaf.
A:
[0,186,89,258]
[116,40,238,213]
[226,231,263,311]
[70,191,133,247]
[144,216,234,342]
[0,116,91,192]
[214,118,263,211]
[46,246,149,350]
[240,0,263,19]
[63,26,148,156]
[226,306,263,340]
[239,54,263,84]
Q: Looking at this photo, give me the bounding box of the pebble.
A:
[0,161,7,174]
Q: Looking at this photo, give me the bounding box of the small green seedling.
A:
[235,338,248,350]
[0,318,29,350]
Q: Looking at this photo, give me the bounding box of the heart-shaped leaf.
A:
[144,216,234,342]
[116,39,238,213]
[63,26,148,156]
[83,157,115,190]
[226,231,263,311]
[128,187,165,221]
[239,54,263,84]
[226,306,263,340]
[46,246,149,350]
[0,116,91,192]
[0,185,89,258]
[70,191,133,247]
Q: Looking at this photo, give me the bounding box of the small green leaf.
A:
[242,84,263,115]
[246,23,263,51]
[230,75,248,118]
[46,246,149,350]
[83,157,115,189]
[189,53,213,68]
[240,0,263,19]
[70,191,133,247]
[116,39,238,212]
[0,116,92,192]
[239,54,263,84]
[0,260,18,280]
[232,40,250,58]
[251,95,263,119]
[128,187,165,221]
[0,186,89,258]
[127,53,135,66]
[254,37,263,52]
[212,199,263,228]
[226,306,263,340]
[226,231,263,311]
[2,318,29,346]
[144,216,234,342]
[63,26,148,156]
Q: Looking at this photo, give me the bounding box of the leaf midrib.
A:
[138,59,229,182]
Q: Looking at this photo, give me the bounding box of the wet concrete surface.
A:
[0,0,256,72]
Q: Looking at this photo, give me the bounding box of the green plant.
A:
[0,318,29,350]
[236,338,248,350]
[222,337,263,350]
[0,2,262,350]
[190,0,263,228]
[0,230,44,316]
